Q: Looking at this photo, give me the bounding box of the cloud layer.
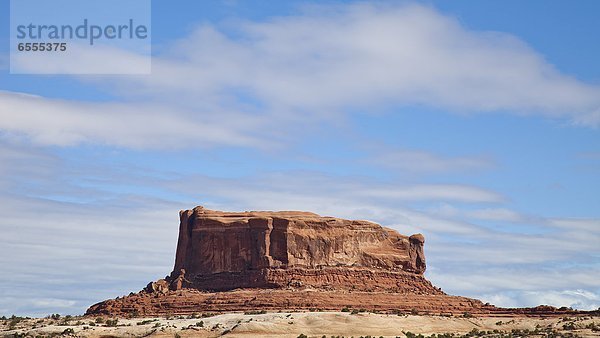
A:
[2,3,600,151]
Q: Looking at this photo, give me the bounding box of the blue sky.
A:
[0,0,599,316]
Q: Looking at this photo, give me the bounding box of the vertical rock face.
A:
[168,206,429,291]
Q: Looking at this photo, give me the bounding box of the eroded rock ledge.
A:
[165,206,430,292]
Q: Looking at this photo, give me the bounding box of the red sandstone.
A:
[86,206,594,317]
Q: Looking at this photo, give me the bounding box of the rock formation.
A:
[86,206,586,317]
[163,206,431,292]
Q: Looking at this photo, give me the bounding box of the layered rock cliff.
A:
[164,206,431,292]
[86,206,591,317]
[87,206,452,316]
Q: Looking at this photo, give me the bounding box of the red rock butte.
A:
[86,206,592,317]
[169,206,431,292]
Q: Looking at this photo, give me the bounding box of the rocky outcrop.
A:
[88,206,589,317]
[166,206,429,292]
[86,288,592,318]
[87,289,490,317]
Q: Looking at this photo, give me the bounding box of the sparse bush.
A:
[195,321,204,327]
[105,318,118,327]
[244,310,267,315]
[8,316,25,330]
[62,327,75,335]
[586,322,600,331]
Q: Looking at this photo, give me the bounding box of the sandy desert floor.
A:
[2,311,599,338]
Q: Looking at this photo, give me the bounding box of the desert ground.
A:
[2,311,599,338]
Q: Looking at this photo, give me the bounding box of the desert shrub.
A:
[586,322,600,331]
[105,318,118,327]
[62,328,75,335]
[8,316,26,330]
[244,310,267,315]
[403,332,425,338]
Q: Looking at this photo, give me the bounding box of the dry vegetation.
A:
[1,311,599,338]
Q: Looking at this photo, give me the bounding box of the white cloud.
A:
[2,3,600,150]
[0,91,268,149]
[518,290,600,310]
[465,208,523,222]
[362,184,503,203]
[428,204,527,223]
[549,218,600,231]
[115,3,600,126]
[480,290,600,311]
[369,149,493,173]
